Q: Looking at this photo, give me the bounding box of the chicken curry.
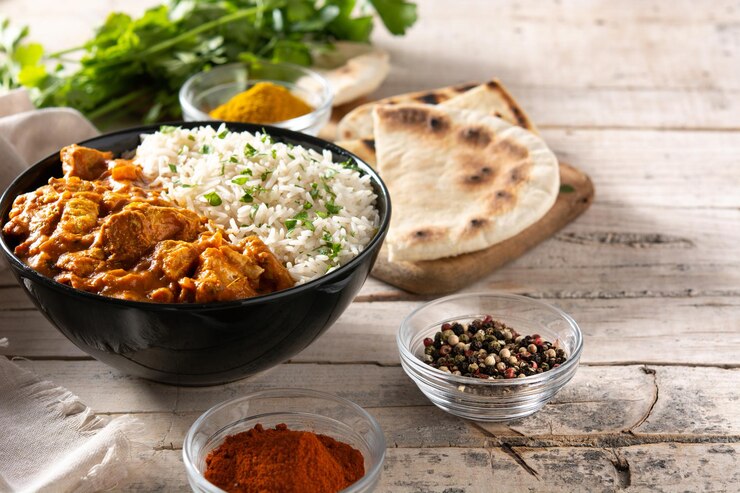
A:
[2,145,295,303]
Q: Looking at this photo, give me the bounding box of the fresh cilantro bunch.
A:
[0,0,417,123]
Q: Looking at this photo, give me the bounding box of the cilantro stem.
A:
[86,88,149,120]
[87,88,149,120]
[138,3,282,59]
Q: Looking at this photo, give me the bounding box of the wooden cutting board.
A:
[371,162,594,294]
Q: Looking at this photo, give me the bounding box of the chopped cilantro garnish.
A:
[260,131,272,144]
[241,168,253,176]
[271,149,277,159]
[240,193,254,203]
[304,202,313,210]
[309,183,320,199]
[316,211,328,218]
[340,158,361,172]
[187,134,195,141]
[160,125,177,134]
[245,143,258,157]
[217,129,229,139]
[232,176,250,185]
[325,200,342,215]
[201,144,212,154]
[260,170,272,181]
[168,164,177,173]
[180,184,193,188]
[229,155,239,163]
[203,191,222,206]
[285,218,298,231]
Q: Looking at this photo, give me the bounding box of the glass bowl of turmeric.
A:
[183,388,386,493]
[180,61,334,136]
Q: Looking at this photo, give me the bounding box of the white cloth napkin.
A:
[0,357,139,492]
[0,92,138,491]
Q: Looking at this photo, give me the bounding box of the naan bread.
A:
[373,104,558,262]
[314,42,390,106]
[336,82,478,140]
[337,79,535,140]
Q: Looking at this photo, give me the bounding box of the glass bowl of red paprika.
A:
[397,292,583,422]
[183,388,386,492]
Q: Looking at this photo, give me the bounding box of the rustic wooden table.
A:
[2,1,739,491]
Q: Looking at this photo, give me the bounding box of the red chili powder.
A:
[204,423,365,493]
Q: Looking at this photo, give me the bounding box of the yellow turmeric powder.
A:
[209,82,313,123]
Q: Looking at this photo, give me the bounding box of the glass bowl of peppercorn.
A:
[397,292,583,422]
[180,61,334,136]
[183,388,386,492]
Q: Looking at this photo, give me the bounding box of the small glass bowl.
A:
[179,61,333,136]
[397,292,583,422]
[183,388,385,492]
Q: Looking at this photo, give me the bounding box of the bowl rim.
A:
[0,121,390,311]
[182,387,386,493]
[179,61,335,128]
[397,292,583,387]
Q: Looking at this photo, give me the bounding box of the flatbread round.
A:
[373,103,558,262]
[314,42,390,106]
[337,79,536,140]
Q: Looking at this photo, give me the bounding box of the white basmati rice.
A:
[135,125,379,283]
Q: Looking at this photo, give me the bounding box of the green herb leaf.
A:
[369,0,418,35]
[245,143,258,157]
[231,176,249,185]
[217,129,229,139]
[260,170,272,181]
[240,192,254,203]
[201,144,212,154]
[325,200,342,215]
[560,184,576,193]
[168,164,177,173]
[229,155,239,163]
[203,191,222,206]
[285,218,298,231]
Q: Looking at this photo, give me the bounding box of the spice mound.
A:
[204,423,365,493]
[422,316,567,379]
[209,82,313,123]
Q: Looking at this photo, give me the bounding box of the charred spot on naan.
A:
[460,217,491,239]
[376,106,450,133]
[405,227,446,244]
[491,139,529,161]
[361,138,376,152]
[457,157,497,187]
[458,126,493,147]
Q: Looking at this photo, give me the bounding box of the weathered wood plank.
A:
[4,297,739,367]
[120,443,740,493]
[10,361,739,441]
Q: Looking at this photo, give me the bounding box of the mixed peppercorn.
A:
[422,316,567,379]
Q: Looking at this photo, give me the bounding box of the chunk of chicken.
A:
[61,145,112,180]
[57,195,100,234]
[151,240,199,281]
[193,247,264,302]
[241,235,295,291]
[97,202,203,264]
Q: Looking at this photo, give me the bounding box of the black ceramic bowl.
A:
[0,122,390,385]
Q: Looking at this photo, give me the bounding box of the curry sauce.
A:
[2,145,295,303]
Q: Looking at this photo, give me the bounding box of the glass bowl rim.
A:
[397,291,583,387]
[179,61,334,127]
[182,387,386,493]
